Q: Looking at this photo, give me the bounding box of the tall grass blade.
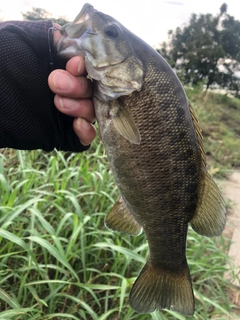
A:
[27,236,78,279]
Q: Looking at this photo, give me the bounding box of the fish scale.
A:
[57,3,226,316]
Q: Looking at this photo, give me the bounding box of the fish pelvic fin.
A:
[129,261,194,316]
[105,196,142,236]
[190,168,226,237]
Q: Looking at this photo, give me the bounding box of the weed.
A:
[0,90,239,319]
[185,88,240,177]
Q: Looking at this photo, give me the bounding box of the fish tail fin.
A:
[129,261,194,316]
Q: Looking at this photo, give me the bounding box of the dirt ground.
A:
[220,171,240,318]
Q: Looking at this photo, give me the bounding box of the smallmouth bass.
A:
[57,3,226,315]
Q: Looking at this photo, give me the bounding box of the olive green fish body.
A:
[95,48,199,314]
[57,4,226,315]
[96,48,201,256]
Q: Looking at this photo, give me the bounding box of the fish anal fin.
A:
[109,103,141,145]
[191,169,226,237]
[105,196,142,236]
[129,261,194,316]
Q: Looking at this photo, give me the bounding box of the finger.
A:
[73,117,96,146]
[48,70,92,98]
[54,95,95,123]
[66,56,86,76]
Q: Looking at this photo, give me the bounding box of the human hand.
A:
[49,26,96,146]
[48,56,96,146]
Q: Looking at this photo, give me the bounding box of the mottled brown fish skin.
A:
[95,43,199,314]
[96,44,201,269]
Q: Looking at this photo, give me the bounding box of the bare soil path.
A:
[220,171,240,318]
[221,170,240,286]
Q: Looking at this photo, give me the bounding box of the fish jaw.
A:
[56,3,94,58]
[57,3,126,69]
[57,4,144,102]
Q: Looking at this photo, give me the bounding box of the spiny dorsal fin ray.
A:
[189,101,206,165]
[129,261,194,315]
[105,196,142,236]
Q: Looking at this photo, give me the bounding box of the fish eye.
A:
[104,24,119,38]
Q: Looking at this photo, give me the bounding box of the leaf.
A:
[27,236,78,280]
[94,242,146,263]
[0,229,29,251]
[0,289,21,309]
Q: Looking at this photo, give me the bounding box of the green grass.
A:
[185,85,240,177]
[0,89,240,319]
[0,136,239,319]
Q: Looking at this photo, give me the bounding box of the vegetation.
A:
[158,3,240,97]
[186,84,240,177]
[1,4,239,319]
[0,89,240,319]
[22,7,68,26]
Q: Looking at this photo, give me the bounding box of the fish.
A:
[57,3,226,316]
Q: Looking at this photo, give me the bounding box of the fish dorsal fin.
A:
[190,168,226,236]
[189,101,206,166]
[105,196,142,236]
[188,102,226,236]
[109,103,141,145]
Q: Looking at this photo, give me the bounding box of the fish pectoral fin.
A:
[190,169,226,237]
[110,105,141,145]
[129,261,194,315]
[105,196,142,236]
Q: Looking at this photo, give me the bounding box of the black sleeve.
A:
[0,20,89,152]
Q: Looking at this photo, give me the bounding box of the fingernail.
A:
[58,97,78,109]
[78,117,91,130]
[53,72,73,91]
[78,60,84,74]
[78,118,92,146]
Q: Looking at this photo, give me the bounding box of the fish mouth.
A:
[57,3,96,56]
[65,3,95,38]
[66,3,96,38]
[74,3,93,24]
[57,3,125,69]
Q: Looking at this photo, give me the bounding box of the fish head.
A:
[57,3,144,100]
